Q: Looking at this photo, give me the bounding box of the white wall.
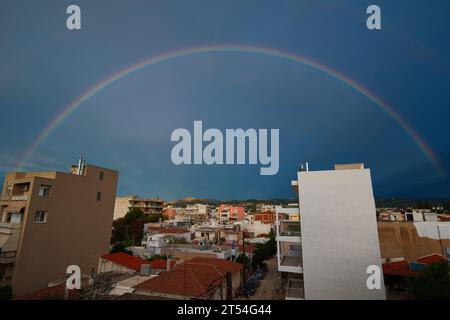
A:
[299,168,386,300]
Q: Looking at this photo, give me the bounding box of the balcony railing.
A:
[278,221,301,237]
[286,276,305,300]
[11,194,28,201]
[0,222,22,229]
[281,255,303,268]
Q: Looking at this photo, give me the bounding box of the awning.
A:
[3,203,25,213]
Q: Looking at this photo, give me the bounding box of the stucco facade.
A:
[0,163,118,296]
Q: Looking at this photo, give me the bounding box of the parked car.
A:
[243,277,258,296]
[255,268,265,280]
[251,276,260,288]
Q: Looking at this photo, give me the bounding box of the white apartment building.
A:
[276,163,386,300]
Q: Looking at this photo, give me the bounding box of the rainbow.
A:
[17,44,446,176]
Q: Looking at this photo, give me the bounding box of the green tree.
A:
[251,229,277,269]
[143,214,165,223]
[407,262,450,300]
[123,208,144,225]
[236,253,250,269]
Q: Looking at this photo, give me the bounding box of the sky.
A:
[1,0,450,200]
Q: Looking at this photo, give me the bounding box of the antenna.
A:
[77,156,83,175]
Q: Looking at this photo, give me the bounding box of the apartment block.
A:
[114,195,164,220]
[276,163,386,300]
[0,160,118,296]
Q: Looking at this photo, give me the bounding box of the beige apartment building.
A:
[0,160,118,296]
[113,195,164,220]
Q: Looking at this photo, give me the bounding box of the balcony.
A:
[279,221,301,236]
[285,275,305,300]
[277,219,301,243]
[279,255,303,273]
[11,194,28,201]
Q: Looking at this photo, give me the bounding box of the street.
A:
[242,257,284,300]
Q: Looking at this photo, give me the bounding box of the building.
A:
[217,205,245,222]
[254,211,278,225]
[113,195,164,220]
[133,257,242,299]
[146,225,192,243]
[98,252,149,273]
[0,159,118,296]
[194,226,218,242]
[378,221,450,262]
[276,163,386,300]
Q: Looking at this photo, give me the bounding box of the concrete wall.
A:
[97,258,135,274]
[113,196,131,220]
[378,221,450,261]
[299,168,385,300]
[9,165,118,296]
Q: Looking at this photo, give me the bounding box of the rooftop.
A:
[100,252,149,272]
[134,257,242,298]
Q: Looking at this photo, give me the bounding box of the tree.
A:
[123,208,144,225]
[251,229,277,269]
[112,218,128,243]
[130,219,145,245]
[407,262,450,300]
[144,214,165,223]
[236,253,250,269]
[110,242,132,254]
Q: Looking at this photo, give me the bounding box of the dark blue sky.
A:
[1,1,450,200]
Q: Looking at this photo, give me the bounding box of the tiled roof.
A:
[382,253,449,277]
[134,263,223,297]
[101,252,149,271]
[15,283,80,300]
[382,260,419,277]
[417,253,449,264]
[150,258,176,270]
[188,257,243,273]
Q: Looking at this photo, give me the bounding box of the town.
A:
[0,158,449,300]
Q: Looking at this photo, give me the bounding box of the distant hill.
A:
[168,197,298,207]
[167,196,450,209]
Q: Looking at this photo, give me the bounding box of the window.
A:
[99,171,104,181]
[38,185,52,197]
[96,192,102,201]
[10,213,22,224]
[4,212,12,223]
[35,211,47,223]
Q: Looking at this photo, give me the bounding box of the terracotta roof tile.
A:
[15,283,80,300]
[150,258,176,269]
[417,253,449,265]
[382,260,420,277]
[134,263,223,297]
[100,252,149,271]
